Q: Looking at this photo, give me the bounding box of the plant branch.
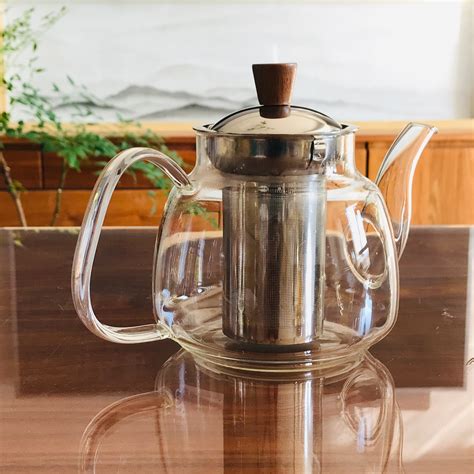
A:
[0,8,183,229]
[50,158,67,226]
[0,150,27,226]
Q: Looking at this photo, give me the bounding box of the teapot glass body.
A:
[72,126,400,373]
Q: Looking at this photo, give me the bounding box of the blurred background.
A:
[0,0,473,226]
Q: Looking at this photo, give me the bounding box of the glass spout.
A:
[375,123,437,259]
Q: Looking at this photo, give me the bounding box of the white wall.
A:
[6,1,473,123]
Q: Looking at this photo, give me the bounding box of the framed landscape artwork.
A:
[4,1,472,123]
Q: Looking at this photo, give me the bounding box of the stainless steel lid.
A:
[212,64,342,135]
[195,64,351,176]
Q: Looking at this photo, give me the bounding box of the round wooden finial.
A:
[252,63,297,118]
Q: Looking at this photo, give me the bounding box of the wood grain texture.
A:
[355,142,367,175]
[368,140,474,225]
[0,227,471,473]
[252,63,296,118]
[2,124,474,226]
[0,141,367,226]
[0,147,42,189]
[252,63,297,106]
[0,189,168,226]
[43,146,196,189]
[44,144,363,189]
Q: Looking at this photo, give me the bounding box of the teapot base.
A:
[193,350,365,382]
[191,349,365,379]
[174,322,380,375]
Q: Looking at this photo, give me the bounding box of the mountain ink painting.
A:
[5,1,471,123]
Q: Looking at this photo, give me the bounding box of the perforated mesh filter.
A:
[222,178,326,347]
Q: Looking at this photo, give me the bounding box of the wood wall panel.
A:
[43,145,196,189]
[2,146,367,227]
[43,142,365,190]
[0,148,42,190]
[1,121,473,227]
[0,189,168,227]
[355,142,367,175]
[368,140,474,225]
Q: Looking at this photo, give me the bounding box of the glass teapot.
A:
[72,63,437,372]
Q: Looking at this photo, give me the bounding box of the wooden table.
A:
[0,227,472,473]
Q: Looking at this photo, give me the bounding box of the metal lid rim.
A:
[193,123,359,140]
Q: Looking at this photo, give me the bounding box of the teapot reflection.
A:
[80,351,403,473]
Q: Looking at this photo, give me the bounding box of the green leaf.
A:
[12,179,26,193]
[147,191,158,216]
[2,5,185,199]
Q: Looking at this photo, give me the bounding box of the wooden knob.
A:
[252,63,296,118]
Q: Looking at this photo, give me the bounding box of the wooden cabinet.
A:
[0,189,169,227]
[0,143,42,190]
[0,120,473,226]
[355,142,367,175]
[368,139,474,225]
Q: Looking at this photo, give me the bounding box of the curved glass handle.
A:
[340,354,396,444]
[71,147,192,344]
[79,390,173,473]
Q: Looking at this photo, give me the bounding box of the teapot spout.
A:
[375,123,437,259]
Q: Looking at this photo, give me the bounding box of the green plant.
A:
[187,202,219,229]
[0,7,183,226]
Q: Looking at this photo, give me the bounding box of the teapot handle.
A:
[79,390,174,472]
[340,353,396,443]
[71,147,192,344]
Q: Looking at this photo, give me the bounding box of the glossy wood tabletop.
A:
[0,227,472,473]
